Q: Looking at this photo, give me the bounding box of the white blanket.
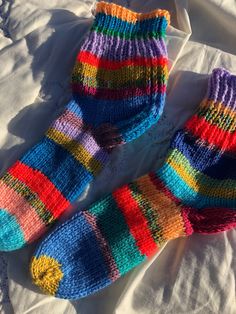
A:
[0,0,235,313]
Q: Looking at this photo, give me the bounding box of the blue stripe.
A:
[66,100,83,118]
[94,13,168,34]
[172,130,236,180]
[157,163,236,209]
[21,137,93,202]
[72,93,164,126]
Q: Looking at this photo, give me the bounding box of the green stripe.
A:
[198,107,236,132]
[129,182,164,245]
[91,25,166,40]
[1,173,54,225]
[88,194,145,275]
[71,75,168,89]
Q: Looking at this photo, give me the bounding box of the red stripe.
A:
[185,115,236,152]
[71,83,166,100]
[8,161,70,219]
[77,50,168,70]
[113,185,158,257]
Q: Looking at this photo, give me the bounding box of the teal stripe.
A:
[92,25,166,40]
[95,12,168,34]
[0,209,26,251]
[157,163,236,209]
[88,195,145,275]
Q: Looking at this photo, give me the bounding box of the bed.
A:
[0,0,235,313]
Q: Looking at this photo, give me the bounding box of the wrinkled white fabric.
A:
[0,0,235,313]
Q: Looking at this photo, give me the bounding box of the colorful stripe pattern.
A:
[0,2,170,251]
[0,100,109,251]
[31,68,236,300]
[158,68,236,211]
[30,177,191,299]
[71,1,170,143]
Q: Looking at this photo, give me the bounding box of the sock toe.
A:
[0,209,26,251]
[31,212,112,299]
[31,255,63,296]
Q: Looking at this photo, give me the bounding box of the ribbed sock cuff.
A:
[185,68,236,152]
[206,68,236,111]
[93,1,170,38]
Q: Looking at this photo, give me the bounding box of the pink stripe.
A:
[52,110,84,130]
[83,211,120,282]
[0,181,47,242]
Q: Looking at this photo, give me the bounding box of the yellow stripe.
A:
[72,62,168,85]
[136,175,186,241]
[167,149,236,198]
[96,2,170,25]
[200,99,236,120]
[46,128,103,176]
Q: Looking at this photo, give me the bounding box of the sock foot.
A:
[31,211,117,299]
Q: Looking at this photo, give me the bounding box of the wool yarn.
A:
[31,68,236,299]
[0,2,170,251]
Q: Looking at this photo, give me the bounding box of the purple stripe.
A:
[207,68,236,111]
[51,113,109,163]
[81,31,167,61]
[83,211,120,282]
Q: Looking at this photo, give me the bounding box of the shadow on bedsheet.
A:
[0,6,131,312]
[0,66,208,176]
[0,8,92,174]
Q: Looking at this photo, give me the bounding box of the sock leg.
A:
[0,100,109,251]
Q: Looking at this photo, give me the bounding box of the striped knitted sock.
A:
[72,1,170,144]
[31,68,236,299]
[0,2,170,251]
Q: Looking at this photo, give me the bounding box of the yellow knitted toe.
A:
[31,256,63,296]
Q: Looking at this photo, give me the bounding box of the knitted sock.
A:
[0,2,170,251]
[72,1,170,144]
[31,68,236,299]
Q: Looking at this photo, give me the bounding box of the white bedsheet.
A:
[0,0,235,313]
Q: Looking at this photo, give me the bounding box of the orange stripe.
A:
[185,115,236,152]
[77,50,168,70]
[8,161,70,219]
[96,2,170,25]
[137,176,186,240]
[113,185,158,257]
[150,173,193,236]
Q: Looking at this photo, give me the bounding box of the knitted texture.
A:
[71,1,170,144]
[0,2,170,251]
[30,68,236,300]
